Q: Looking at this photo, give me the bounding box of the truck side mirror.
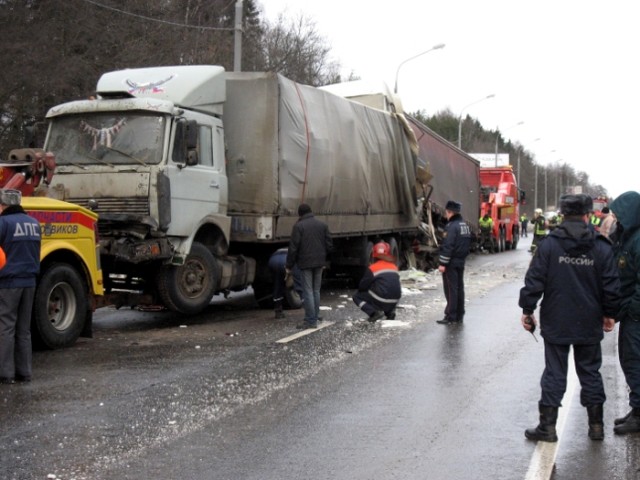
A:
[173,119,199,166]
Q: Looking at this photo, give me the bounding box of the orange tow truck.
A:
[1,149,104,348]
[479,166,524,252]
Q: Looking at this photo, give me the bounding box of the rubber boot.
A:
[614,407,640,435]
[525,403,558,442]
[274,300,285,319]
[587,404,604,440]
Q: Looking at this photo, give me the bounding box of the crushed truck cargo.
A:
[40,65,439,327]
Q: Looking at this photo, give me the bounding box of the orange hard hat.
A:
[372,241,391,259]
[0,246,5,270]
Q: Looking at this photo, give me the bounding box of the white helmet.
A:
[534,208,543,215]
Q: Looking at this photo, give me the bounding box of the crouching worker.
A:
[352,241,402,323]
[268,248,302,319]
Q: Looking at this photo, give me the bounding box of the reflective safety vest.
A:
[479,216,493,229]
[590,215,601,227]
[534,217,547,235]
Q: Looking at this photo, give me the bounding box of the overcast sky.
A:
[259,0,639,199]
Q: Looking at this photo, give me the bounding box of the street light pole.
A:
[531,139,543,210]
[535,164,538,211]
[519,137,540,203]
[393,43,445,94]
[233,0,243,72]
[494,121,524,166]
[543,150,556,211]
[458,94,496,149]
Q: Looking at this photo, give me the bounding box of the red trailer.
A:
[405,115,480,232]
[479,166,522,251]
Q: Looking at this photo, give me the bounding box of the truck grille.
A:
[69,197,150,216]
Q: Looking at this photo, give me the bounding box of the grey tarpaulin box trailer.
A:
[223,72,419,244]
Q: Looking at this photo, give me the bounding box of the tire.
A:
[157,242,218,314]
[386,236,401,267]
[351,240,374,284]
[32,263,88,349]
[511,229,519,250]
[284,287,303,309]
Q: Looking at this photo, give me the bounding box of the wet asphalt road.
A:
[1,236,640,480]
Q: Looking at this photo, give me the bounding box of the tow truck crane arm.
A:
[0,148,56,196]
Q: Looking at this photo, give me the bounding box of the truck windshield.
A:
[47,113,165,166]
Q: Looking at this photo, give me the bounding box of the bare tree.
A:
[259,13,341,86]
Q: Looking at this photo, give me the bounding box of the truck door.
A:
[166,116,227,237]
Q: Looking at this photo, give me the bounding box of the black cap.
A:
[298,203,312,216]
[559,194,593,216]
[445,200,461,213]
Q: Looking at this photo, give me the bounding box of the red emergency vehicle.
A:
[479,166,523,252]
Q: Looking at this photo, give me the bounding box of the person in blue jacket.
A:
[268,247,302,319]
[0,189,41,384]
[609,191,640,434]
[437,200,472,324]
[519,194,620,442]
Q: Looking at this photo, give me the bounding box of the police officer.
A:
[519,194,620,441]
[0,189,41,384]
[437,200,472,325]
[609,191,640,434]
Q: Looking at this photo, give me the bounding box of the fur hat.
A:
[445,200,461,213]
[559,194,592,216]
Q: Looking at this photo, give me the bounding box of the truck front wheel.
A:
[157,242,218,315]
[33,263,88,349]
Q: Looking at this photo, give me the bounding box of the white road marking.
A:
[275,321,335,343]
[525,358,579,480]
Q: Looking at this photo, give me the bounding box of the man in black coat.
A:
[519,194,620,442]
[437,200,472,324]
[286,204,333,329]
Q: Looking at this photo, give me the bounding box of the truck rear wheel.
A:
[32,263,88,349]
[157,242,218,315]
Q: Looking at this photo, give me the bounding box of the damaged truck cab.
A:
[45,66,252,314]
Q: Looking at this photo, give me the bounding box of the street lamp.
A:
[494,121,524,166]
[457,94,496,149]
[554,159,563,202]
[517,137,540,190]
[543,150,556,211]
[393,43,445,94]
[533,142,549,211]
